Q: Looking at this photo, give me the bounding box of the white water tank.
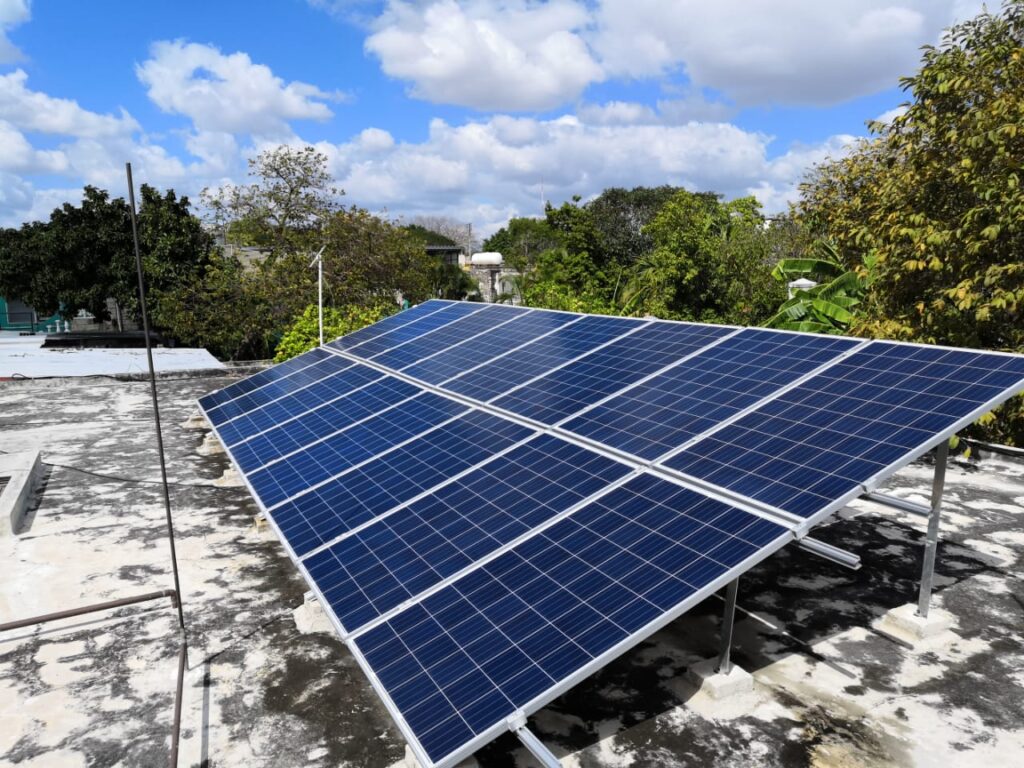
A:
[470,252,503,266]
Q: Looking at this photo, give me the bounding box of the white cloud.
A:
[137,40,343,137]
[875,105,908,125]
[592,0,964,105]
[309,112,850,236]
[356,1,974,111]
[0,119,67,173]
[365,0,602,111]
[0,69,139,137]
[0,0,29,63]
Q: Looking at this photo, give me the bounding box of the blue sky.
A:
[0,1,984,234]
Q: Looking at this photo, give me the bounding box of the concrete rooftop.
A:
[1,370,1023,767]
[0,332,222,378]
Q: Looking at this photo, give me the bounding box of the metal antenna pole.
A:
[309,246,326,347]
[125,163,188,648]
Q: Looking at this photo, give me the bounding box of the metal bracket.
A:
[716,578,739,674]
[862,491,930,518]
[798,537,861,570]
[513,723,561,768]
[917,440,949,619]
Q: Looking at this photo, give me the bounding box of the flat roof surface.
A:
[1,372,1023,767]
[0,332,222,378]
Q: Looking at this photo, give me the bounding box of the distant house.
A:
[425,243,464,267]
[0,297,60,333]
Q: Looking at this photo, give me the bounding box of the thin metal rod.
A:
[169,634,187,768]
[917,440,949,618]
[716,578,739,674]
[125,162,188,645]
[318,254,324,347]
[0,589,177,633]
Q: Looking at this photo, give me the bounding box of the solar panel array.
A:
[198,299,1024,768]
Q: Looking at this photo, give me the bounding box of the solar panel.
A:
[492,321,737,425]
[347,302,486,359]
[272,410,535,557]
[304,435,632,633]
[663,341,1024,520]
[328,299,454,352]
[563,328,861,460]
[371,304,526,371]
[248,392,469,508]
[228,376,418,473]
[197,302,1024,768]
[199,347,334,421]
[443,315,646,402]
[349,473,789,765]
[402,309,580,385]
[214,361,384,449]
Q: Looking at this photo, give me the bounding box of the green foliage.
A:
[0,184,214,324]
[625,191,783,323]
[274,303,394,362]
[403,224,458,247]
[586,185,685,268]
[766,242,876,333]
[482,217,563,271]
[797,0,1024,443]
[202,145,342,264]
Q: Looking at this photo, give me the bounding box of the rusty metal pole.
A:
[125,163,188,649]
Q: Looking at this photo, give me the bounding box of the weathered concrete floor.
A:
[1,373,1023,767]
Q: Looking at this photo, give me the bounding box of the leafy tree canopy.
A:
[797,0,1024,442]
[202,145,343,264]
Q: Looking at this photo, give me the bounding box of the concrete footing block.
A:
[197,433,225,456]
[292,592,333,636]
[685,658,754,699]
[213,466,244,487]
[0,450,43,536]
[874,603,956,647]
[182,410,208,430]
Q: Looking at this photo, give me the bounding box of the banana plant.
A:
[765,241,876,334]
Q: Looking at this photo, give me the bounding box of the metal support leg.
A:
[917,441,949,619]
[716,578,739,675]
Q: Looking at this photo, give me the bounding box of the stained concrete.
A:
[1,371,1023,767]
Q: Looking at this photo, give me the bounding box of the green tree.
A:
[482,217,563,271]
[0,185,213,325]
[632,191,781,322]
[274,303,394,361]
[798,0,1024,442]
[202,145,342,264]
[765,242,877,333]
[586,185,683,268]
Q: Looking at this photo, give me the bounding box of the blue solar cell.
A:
[563,328,860,460]
[248,392,468,509]
[443,315,644,402]
[371,304,526,370]
[492,321,735,424]
[306,435,631,632]
[199,347,332,418]
[352,473,787,765]
[215,360,381,448]
[402,309,580,385]
[665,342,1024,519]
[328,300,453,352]
[347,302,485,359]
[272,411,535,556]
[229,377,420,472]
